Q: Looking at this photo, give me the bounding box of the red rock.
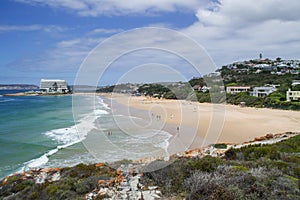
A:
[108,179,115,187]
[98,180,106,186]
[266,133,274,139]
[116,169,122,176]
[95,163,105,167]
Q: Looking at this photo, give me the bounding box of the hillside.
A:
[0,84,39,90]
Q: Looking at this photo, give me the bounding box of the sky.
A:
[0,0,300,85]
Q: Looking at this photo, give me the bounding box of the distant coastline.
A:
[3,92,71,97]
[0,84,38,90]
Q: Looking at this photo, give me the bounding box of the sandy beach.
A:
[99,93,300,150]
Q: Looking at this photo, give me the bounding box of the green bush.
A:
[189,155,223,172]
[213,143,228,149]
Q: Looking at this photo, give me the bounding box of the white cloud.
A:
[16,0,209,16]
[8,0,300,83]
[87,28,124,35]
[0,24,65,33]
[182,0,300,65]
[196,0,300,27]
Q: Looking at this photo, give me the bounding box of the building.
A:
[286,89,300,102]
[250,86,276,97]
[292,80,300,86]
[226,86,250,94]
[40,79,69,93]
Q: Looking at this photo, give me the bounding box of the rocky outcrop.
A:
[86,164,161,200]
[2,168,61,185]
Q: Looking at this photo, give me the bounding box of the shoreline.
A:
[3,131,299,179]
[1,132,298,199]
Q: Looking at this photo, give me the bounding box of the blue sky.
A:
[1,0,300,85]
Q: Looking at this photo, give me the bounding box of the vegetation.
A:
[213,143,228,149]
[0,135,299,199]
[95,65,300,110]
[141,134,300,199]
[0,164,115,200]
[188,71,300,110]
[137,83,195,100]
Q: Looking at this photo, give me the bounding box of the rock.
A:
[51,172,60,182]
[148,186,158,190]
[98,179,106,187]
[95,163,105,167]
[265,133,274,139]
[35,172,47,184]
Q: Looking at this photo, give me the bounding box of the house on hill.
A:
[287,89,300,102]
[250,86,276,97]
[226,86,251,94]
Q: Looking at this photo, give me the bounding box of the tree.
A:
[52,82,58,92]
[292,84,300,91]
[276,57,282,62]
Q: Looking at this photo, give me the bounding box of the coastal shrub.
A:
[183,163,300,200]
[46,184,60,196]
[225,147,237,160]
[189,155,223,172]
[141,159,192,195]
[74,176,99,194]
[231,165,249,172]
[6,175,19,184]
[213,143,227,149]
[225,135,300,162]
[196,92,211,103]
[14,179,34,192]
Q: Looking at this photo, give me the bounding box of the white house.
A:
[292,80,300,86]
[251,86,276,97]
[40,79,69,93]
[253,64,270,69]
[286,89,300,102]
[226,86,251,94]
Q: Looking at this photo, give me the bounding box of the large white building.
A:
[286,89,300,102]
[40,79,69,93]
[226,86,251,94]
[250,86,276,97]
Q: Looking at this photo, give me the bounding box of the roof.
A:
[40,79,67,82]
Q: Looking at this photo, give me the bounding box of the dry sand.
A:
[100,93,300,149]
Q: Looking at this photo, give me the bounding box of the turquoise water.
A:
[0,91,75,178]
[0,91,172,178]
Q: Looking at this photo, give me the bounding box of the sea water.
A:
[0,91,172,178]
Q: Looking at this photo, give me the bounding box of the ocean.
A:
[0,90,172,178]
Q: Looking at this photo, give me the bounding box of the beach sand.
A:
[100,93,300,150]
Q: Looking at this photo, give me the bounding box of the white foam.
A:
[24,148,59,169]
[113,129,172,159]
[0,98,14,103]
[94,109,109,116]
[97,96,111,110]
[21,112,99,170]
[151,130,172,154]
